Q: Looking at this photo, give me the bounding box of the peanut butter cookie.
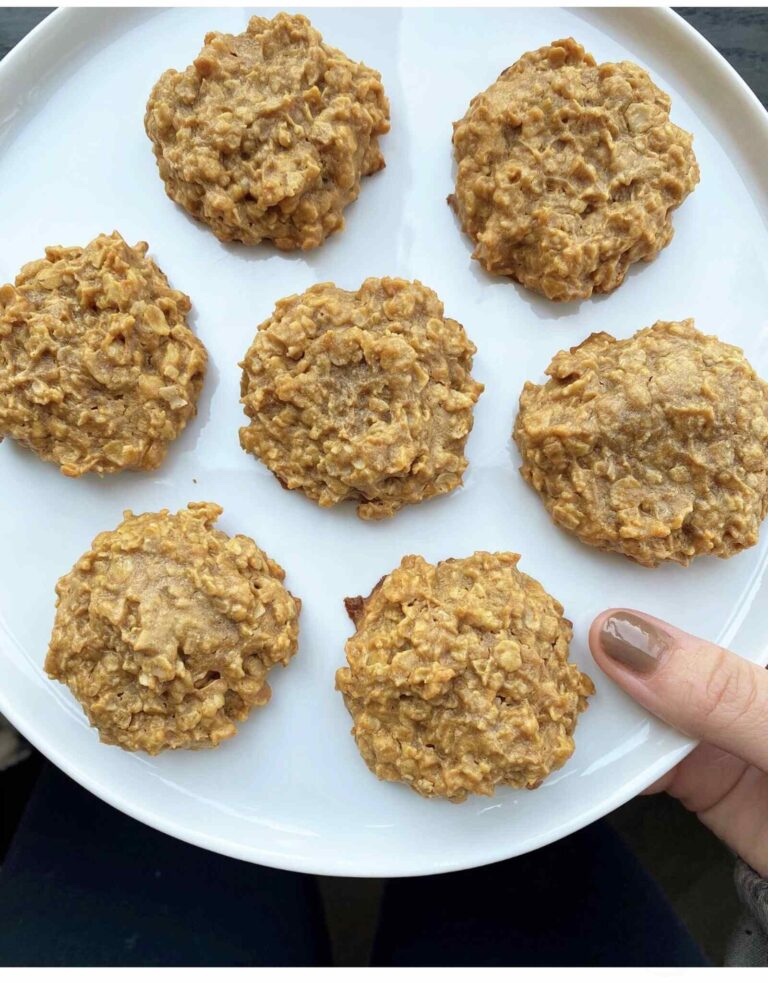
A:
[145,13,390,250]
[0,232,207,477]
[450,38,700,302]
[239,278,483,519]
[336,552,593,802]
[514,320,768,566]
[45,503,301,754]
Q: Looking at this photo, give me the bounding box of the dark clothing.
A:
[0,764,706,967]
[372,818,706,967]
[0,765,330,967]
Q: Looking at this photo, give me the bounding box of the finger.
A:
[646,744,748,812]
[589,609,768,774]
[641,771,675,796]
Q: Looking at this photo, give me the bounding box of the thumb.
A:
[589,609,768,774]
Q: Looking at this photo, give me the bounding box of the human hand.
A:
[589,610,768,879]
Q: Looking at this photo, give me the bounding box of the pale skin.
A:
[590,610,768,879]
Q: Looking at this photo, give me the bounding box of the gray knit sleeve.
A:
[726,859,768,966]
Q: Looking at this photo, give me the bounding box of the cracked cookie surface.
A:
[239,278,483,519]
[0,232,207,476]
[450,37,699,301]
[514,320,768,566]
[336,552,593,801]
[45,502,301,754]
[145,13,390,250]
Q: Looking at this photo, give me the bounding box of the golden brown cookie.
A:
[336,552,593,802]
[450,38,699,302]
[145,13,390,250]
[514,320,768,566]
[239,278,483,519]
[0,232,207,477]
[45,502,300,754]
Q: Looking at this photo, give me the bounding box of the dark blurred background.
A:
[1,6,767,967]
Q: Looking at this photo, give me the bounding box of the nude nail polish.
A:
[600,611,672,674]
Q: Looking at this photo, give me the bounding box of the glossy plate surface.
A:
[1,7,767,876]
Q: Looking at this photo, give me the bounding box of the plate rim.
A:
[0,5,766,877]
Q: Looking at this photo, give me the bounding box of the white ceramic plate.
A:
[1,6,767,878]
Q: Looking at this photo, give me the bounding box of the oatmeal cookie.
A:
[336,552,593,802]
[514,320,768,566]
[450,38,700,302]
[145,13,390,250]
[239,278,483,519]
[45,502,300,754]
[0,232,207,477]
